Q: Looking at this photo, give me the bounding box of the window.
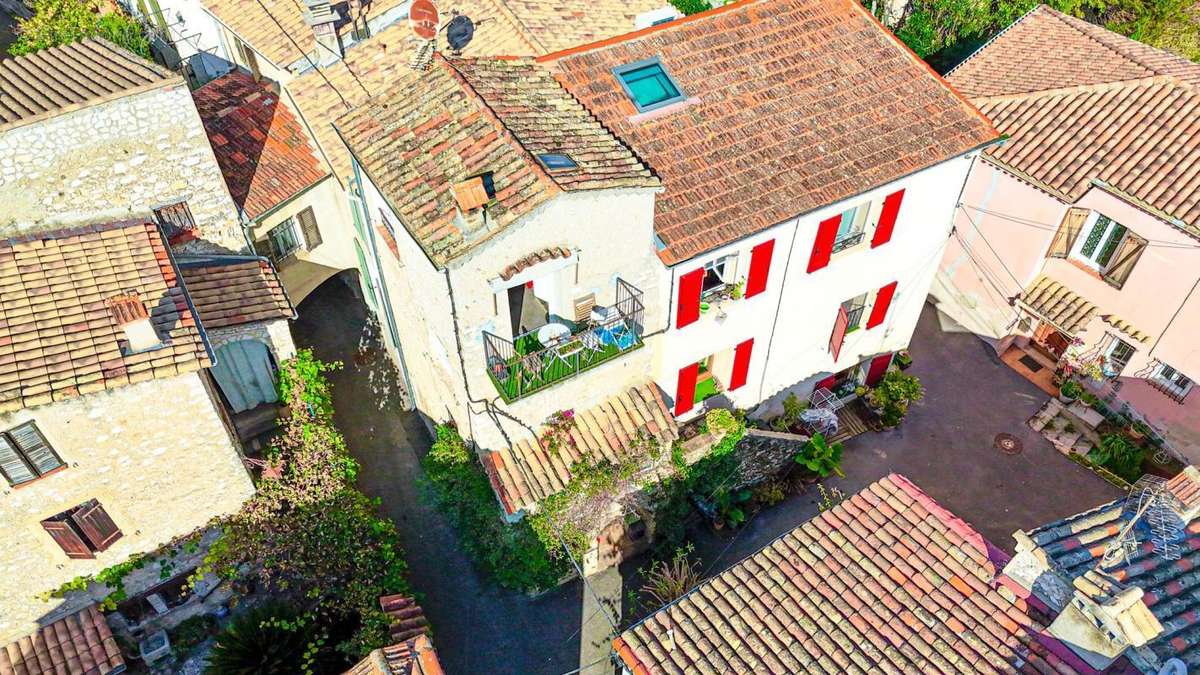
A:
[1074,215,1128,270]
[833,203,870,253]
[841,293,869,332]
[1151,363,1193,403]
[296,206,322,248]
[1103,337,1135,377]
[154,201,198,244]
[702,256,733,295]
[0,422,64,486]
[260,218,302,261]
[42,499,123,559]
[234,37,260,80]
[614,58,686,112]
[537,153,577,171]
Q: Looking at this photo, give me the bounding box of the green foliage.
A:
[795,432,845,478]
[752,479,787,507]
[1088,433,1145,483]
[1059,379,1084,400]
[422,425,569,592]
[202,355,408,660]
[865,371,924,427]
[541,409,578,456]
[816,483,847,513]
[705,408,741,438]
[639,545,701,608]
[10,0,150,58]
[172,614,217,653]
[771,393,807,432]
[894,0,992,57]
[670,0,711,15]
[205,602,329,675]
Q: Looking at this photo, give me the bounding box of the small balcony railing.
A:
[483,279,645,402]
[831,231,865,254]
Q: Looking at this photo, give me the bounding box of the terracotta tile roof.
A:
[947,6,1200,239]
[0,221,211,414]
[615,474,1081,674]
[0,605,124,675]
[288,3,674,187]
[545,0,999,265]
[333,55,655,266]
[0,38,178,131]
[178,255,294,328]
[345,596,440,675]
[1019,275,1097,335]
[192,72,328,220]
[483,382,678,515]
[201,0,408,69]
[1023,468,1200,669]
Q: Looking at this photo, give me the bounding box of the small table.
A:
[536,322,571,347]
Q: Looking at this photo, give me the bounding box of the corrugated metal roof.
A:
[0,38,177,131]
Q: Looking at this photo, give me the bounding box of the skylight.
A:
[614,58,685,112]
[537,153,577,171]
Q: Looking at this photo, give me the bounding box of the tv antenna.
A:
[408,2,477,70]
[1102,475,1185,568]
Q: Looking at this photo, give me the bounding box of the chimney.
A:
[107,292,161,353]
[1047,570,1164,670]
[303,0,343,66]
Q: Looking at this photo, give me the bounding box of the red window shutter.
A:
[729,339,754,390]
[42,519,94,559]
[676,268,704,328]
[866,352,893,385]
[72,499,123,552]
[744,240,775,298]
[866,281,898,329]
[829,306,850,362]
[675,362,699,416]
[807,215,841,273]
[871,189,905,248]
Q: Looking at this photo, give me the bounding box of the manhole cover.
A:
[995,433,1023,455]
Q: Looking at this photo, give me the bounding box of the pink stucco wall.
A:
[931,158,1200,459]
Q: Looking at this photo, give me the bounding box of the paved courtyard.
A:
[681,302,1124,579]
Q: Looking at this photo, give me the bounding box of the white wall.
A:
[656,153,979,417]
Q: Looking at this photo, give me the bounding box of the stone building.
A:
[0,38,299,657]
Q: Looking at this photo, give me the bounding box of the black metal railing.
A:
[831,232,865,254]
[483,279,645,402]
[1148,375,1191,404]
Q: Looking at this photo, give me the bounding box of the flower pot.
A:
[1057,394,1078,404]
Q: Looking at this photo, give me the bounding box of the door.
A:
[211,340,279,413]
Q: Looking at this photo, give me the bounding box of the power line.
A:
[955,204,1023,288]
[961,203,1200,251]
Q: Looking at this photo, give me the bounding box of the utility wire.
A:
[955,204,1024,288]
[961,203,1200,251]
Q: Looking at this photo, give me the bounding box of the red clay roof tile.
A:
[178,256,293,329]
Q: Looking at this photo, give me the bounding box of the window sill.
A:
[627,97,702,124]
[10,464,68,490]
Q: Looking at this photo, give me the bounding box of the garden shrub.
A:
[866,371,924,427]
[670,0,711,15]
[1088,433,1145,483]
[421,425,569,592]
[795,432,845,478]
[11,0,150,58]
[205,602,335,675]
[171,614,216,653]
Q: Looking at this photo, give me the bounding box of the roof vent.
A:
[107,292,161,353]
[303,0,343,66]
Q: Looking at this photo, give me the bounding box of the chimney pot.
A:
[107,293,162,353]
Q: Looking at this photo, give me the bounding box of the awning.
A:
[0,605,124,675]
[1018,275,1097,336]
[1101,313,1151,344]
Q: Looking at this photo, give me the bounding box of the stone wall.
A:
[207,318,297,362]
[732,428,810,489]
[0,81,245,253]
[0,372,254,644]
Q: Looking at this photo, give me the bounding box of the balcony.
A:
[483,279,645,402]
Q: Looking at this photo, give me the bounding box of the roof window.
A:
[614,58,685,112]
[537,153,577,171]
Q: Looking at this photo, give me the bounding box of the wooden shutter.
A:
[829,306,850,362]
[676,268,704,328]
[1102,232,1147,289]
[72,500,123,552]
[865,281,898,329]
[297,207,322,249]
[675,363,699,416]
[807,215,841,273]
[42,519,94,559]
[729,339,754,390]
[866,352,893,385]
[9,423,62,475]
[744,240,775,298]
[871,189,905,248]
[1047,208,1088,258]
[0,434,35,485]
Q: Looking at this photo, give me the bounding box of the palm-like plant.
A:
[205,603,317,675]
[640,547,702,608]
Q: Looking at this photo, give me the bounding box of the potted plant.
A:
[895,350,913,370]
[1128,420,1152,441]
[1058,379,1083,403]
[795,432,845,478]
[864,371,924,428]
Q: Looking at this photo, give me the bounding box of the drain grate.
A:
[995,433,1023,455]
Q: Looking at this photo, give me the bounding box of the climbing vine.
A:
[39,533,204,610]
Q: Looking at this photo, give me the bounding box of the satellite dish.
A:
[409,0,439,41]
[446,14,475,52]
